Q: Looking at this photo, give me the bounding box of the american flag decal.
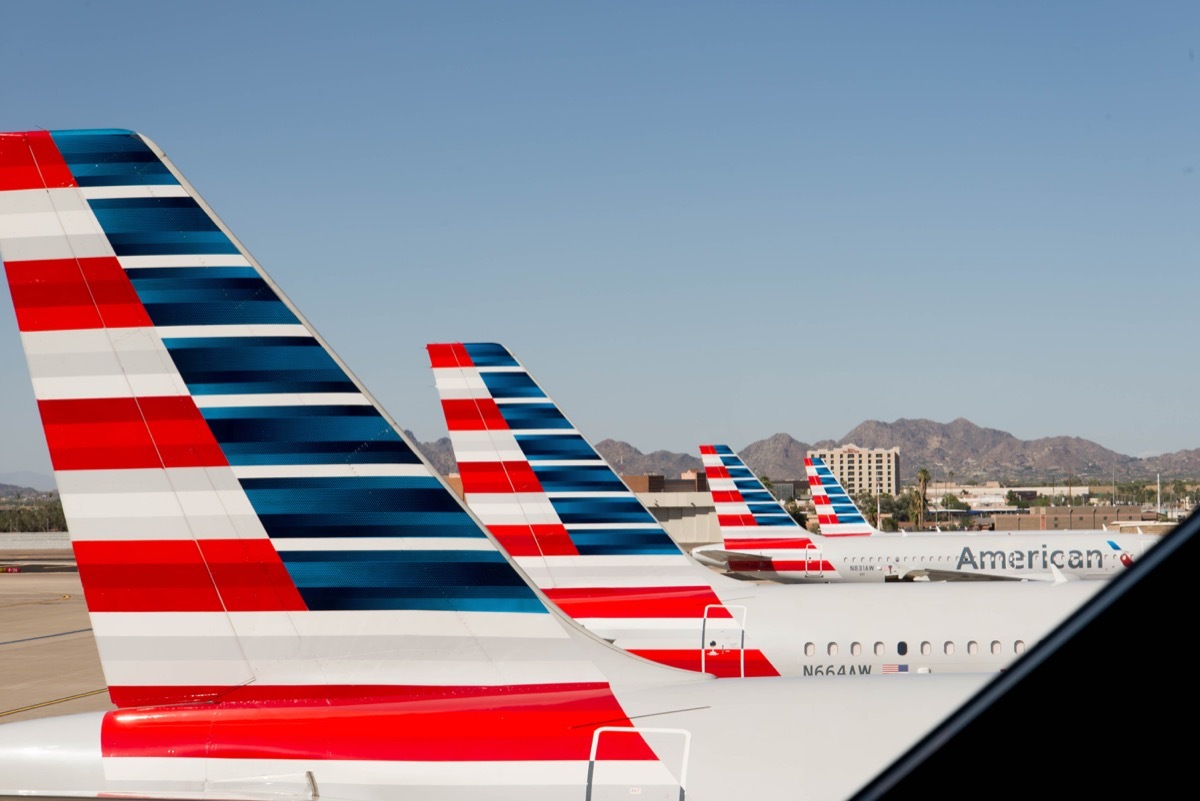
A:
[883,664,909,674]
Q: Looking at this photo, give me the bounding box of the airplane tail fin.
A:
[805,455,883,536]
[0,130,676,711]
[699,445,816,550]
[429,343,781,676]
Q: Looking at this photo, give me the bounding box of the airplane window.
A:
[991,640,1002,655]
[944,641,954,655]
[804,642,815,657]
[897,641,908,656]
[851,641,862,655]
[968,640,979,655]
[1014,640,1026,655]
[921,641,931,655]
[874,641,885,656]
[828,642,838,656]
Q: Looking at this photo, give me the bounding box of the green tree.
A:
[916,468,932,529]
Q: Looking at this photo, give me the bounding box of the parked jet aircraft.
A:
[0,127,1013,801]
[428,342,1103,678]
[693,448,1157,583]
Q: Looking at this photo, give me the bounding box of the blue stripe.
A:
[750,516,799,527]
[52,130,178,187]
[747,503,789,515]
[568,528,680,555]
[202,406,420,466]
[163,336,358,396]
[464,343,520,367]
[479,372,545,399]
[725,467,755,479]
[712,445,735,455]
[279,550,542,612]
[89,198,238,255]
[550,497,657,525]
[737,491,776,503]
[530,465,627,493]
[496,402,572,430]
[126,267,299,327]
[515,433,597,461]
[240,475,482,539]
[834,514,866,524]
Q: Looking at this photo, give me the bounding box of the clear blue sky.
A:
[1,1,1197,478]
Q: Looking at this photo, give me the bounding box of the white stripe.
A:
[120,253,252,269]
[106,757,674,790]
[193,392,372,408]
[475,366,525,374]
[544,491,634,500]
[229,463,433,479]
[431,368,488,398]
[271,537,495,552]
[92,610,575,640]
[449,431,526,463]
[79,184,188,199]
[466,495,560,526]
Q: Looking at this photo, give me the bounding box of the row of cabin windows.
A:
[802,640,1028,658]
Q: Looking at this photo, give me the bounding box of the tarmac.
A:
[0,549,114,724]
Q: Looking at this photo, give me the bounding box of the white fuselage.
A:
[697,530,1160,584]
[0,671,994,801]
[580,569,1105,677]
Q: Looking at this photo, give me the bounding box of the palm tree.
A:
[916,468,932,530]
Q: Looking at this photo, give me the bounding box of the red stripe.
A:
[705,466,730,479]
[111,681,618,706]
[198,539,307,612]
[758,560,837,572]
[458,460,540,493]
[441,397,509,431]
[710,490,742,503]
[698,445,717,454]
[808,475,822,486]
[101,685,656,761]
[489,524,579,557]
[818,514,839,525]
[5,257,152,331]
[74,539,223,612]
[812,494,831,505]
[724,537,815,550]
[427,342,471,369]
[38,396,227,471]
[544,586,732,619]
[630,649,780,678]
[75,539,305,614]
[717,514,756,527]
[0,131,75,190]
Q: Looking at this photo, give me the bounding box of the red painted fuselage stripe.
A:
[427,342,472,369]
[629,649,780,678]
[723,538,815,550]
[101,685,657,761]
[487,524,579,557]
[0,131,75,190]
[74,539,223,612]
[6,257,152,331]
[440,398,509,431]
[458,460,540,494]
[74,539,304,613]
[544,586,732,619]
[38,396,227,471]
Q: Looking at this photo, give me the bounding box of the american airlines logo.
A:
[956,545,1105,572]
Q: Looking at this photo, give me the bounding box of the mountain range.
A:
[5,419,1196,496]
[409,418,1200,486]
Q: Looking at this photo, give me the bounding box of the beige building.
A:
[807,444,900,497]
